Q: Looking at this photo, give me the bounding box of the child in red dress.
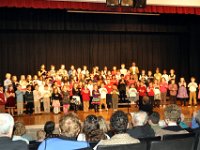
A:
[0,85,6,113]
[5,85,15,115]
[81,84,90,112]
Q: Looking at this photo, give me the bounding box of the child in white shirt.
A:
[99,83,108,111]
[188,77,198,107]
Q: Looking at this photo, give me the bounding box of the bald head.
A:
[0,113,14,137]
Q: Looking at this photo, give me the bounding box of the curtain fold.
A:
[0,8,199,82]
[0,0,200,15]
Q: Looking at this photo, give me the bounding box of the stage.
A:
[14,104,199,126]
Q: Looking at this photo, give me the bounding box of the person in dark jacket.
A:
[24,85,34,114]
[139,96,153,115]
[0,113,28,150]
[118,74,127,102]
[127,111,155,138]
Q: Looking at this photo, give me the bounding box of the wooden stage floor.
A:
[14,104,200,126]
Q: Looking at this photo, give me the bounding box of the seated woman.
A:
[97,116,110,139]
[77,115,108,148]
[12,122,32,144]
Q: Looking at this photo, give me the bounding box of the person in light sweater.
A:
[99,83,108,111]
[120,64,127,76]
[188,77,198,107]
[127,84,138,104]
[33,84,43,114]
[15,84,25,115]
[4,73,12,91]
[42,84,51,113]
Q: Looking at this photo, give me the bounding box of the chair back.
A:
[162,132,195,140]
[150,137,195,150]
[97,142,147,150]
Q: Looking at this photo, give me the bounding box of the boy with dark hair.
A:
[24,85,34,114]
[148,111,162,134]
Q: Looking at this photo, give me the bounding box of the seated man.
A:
[38,113,90,150]
[0,113,28,150]
[127,111,155,138]
[157,104,188,136]
[96,110,140,147]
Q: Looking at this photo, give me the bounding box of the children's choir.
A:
[0,63,200,116]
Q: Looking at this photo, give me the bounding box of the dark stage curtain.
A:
[0,8,200,83]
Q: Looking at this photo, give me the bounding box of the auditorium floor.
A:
[14,104,199,126]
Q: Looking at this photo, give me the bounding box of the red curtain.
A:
[0,0,200,15]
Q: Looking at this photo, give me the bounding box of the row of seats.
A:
[97,133,200,150]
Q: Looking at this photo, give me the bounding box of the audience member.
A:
[178,113,189,129]
[0,113,28,150]
[97,116,110,138]
[77,115,107,147]
[191,110,200,135]
[139,96,153,115]
[29,130,46,150]
[12,122,29,144]
[36,130,46,142]
[128,111,155,138]
[191,110,200,128]
[44,121,59,138]
[160,104,188,135]
[38,113,89,150]
[148,111,162,135]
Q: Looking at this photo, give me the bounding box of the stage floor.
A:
[14,105,199,126]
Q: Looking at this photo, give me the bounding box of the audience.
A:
[96,110,139,148]
[2,106,200,150]
[127,111,155,138]
[38,113,90,150]
[0,113,28,150]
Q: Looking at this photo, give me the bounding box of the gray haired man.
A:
[0,113,28,150]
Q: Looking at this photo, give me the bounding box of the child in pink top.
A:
[159,77,168,106]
